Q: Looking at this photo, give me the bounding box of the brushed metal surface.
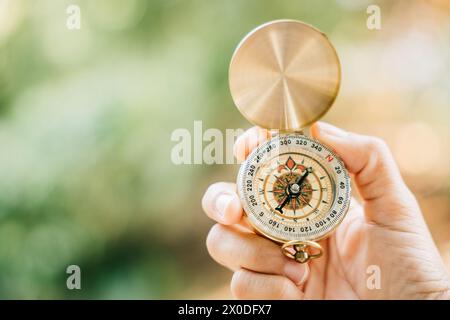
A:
[229,20,341,130]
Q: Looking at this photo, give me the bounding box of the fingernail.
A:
[256,128,270,144]
[316,122,347,138]
[215,194,233,217]
[284,261,309,285]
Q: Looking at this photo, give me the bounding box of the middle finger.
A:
[206,224,309,285]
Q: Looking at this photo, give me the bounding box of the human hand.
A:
[202,122,450,299]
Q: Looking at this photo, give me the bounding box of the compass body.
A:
[229,20,351,262]
[237,134,350,244]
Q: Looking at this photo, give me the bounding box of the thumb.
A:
[311,122,418,224]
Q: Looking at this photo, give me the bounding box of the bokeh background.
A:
[0,0,449,299]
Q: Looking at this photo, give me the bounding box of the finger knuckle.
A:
[369,136,388,153]
[367,137,395,168]
[233,138,246,160]
[230,270,248,299]
[276,278,294,299]
[241,235,276,267]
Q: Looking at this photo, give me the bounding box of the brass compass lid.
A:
[229,20,341,131]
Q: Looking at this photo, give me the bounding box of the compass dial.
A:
[237,134,351,243]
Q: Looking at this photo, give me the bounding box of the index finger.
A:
[234,127,272,162]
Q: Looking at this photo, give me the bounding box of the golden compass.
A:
[230,20,351,263]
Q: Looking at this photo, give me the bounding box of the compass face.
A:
[237,134,351,242]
